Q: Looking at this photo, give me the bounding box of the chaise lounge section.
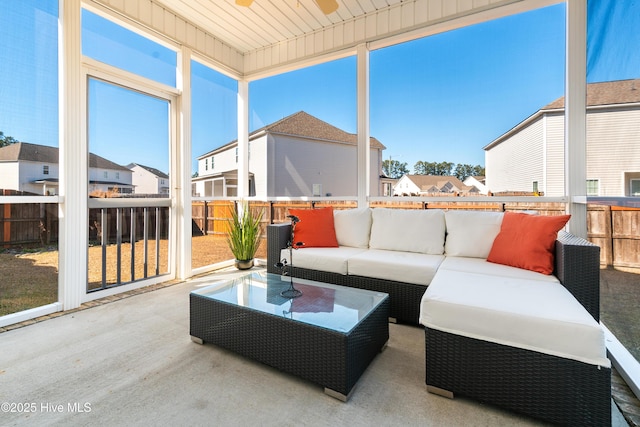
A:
[266,207,611,425]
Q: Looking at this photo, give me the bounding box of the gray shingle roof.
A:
[543,78,640,110]
[0,142,130,171]
[128,163,169,179]
[199,110,385,158]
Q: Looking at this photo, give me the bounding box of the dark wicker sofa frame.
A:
[268,224,611,425]
[267,222,427,324]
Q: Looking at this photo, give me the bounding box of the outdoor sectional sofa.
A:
[266,207,611,426]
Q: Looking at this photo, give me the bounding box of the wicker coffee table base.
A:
[190,290,389,401]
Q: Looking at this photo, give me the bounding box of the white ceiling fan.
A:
[236,0,339,15]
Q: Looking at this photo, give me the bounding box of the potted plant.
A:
[226,203,264,270]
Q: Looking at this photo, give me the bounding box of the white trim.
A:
[0,303,63,329]
[564,0,588,237]
[356,44,370,207]
[237,80,249,198]
[177,47,192,280]
[83,57,180,98]
[59,0,87,311]
[0,196,59,204]
[603,322,640,400]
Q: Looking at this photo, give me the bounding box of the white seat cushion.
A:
[347,249,444,286]
[279,247,367,275]
[439,256,560,283]
[419,269,609,367]
[369,208,446,254]
[444,210,503,258]
[333,207,372,248]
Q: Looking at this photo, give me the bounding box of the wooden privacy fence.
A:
[0,202,58,247]
[3,198,640,269]
[588,205,640,269]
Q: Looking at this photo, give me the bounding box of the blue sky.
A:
[1,1,638,175]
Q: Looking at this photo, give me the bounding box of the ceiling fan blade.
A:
[236,0,254,6]
[314,0,339,14]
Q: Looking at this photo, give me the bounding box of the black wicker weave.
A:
[425,232,611,426]
[425,328,611,426]
[267,222,426,324]
[190,275,390,400]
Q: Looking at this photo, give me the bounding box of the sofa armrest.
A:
[554,231,601,322]
[267,223,291,274]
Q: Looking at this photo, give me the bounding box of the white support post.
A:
[176,48,192,280]
[237,80,249,201]
[356,44,370,208]
[565,0,588,238]
[58,0,86,310]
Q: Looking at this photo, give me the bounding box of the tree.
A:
[382,159,409,179]
[0,131,19,148]
[453,164,485,181]
[413,161,454,176]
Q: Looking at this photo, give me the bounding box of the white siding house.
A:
[128,163,170,196]
[0,142,133,195]
[193,111,386,198]
[485,79,640,196]
[393,174,478,196]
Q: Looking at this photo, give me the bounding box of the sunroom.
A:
[1,0,639,425]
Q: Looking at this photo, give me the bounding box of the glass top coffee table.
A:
[190,271,390,401]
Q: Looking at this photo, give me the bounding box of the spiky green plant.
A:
[226,204,264,261]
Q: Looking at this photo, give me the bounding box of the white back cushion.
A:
[369,208,446,254]
[333,208,372,248]
[444,210,504,258]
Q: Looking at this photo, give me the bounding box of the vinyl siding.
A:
[586,107,640,196]
[271,135,357,197]
[485,117,544,194]
[544,113,565,196]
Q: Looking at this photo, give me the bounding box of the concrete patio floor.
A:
[0,267,631,426]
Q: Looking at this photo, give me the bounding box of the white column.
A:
[176,48,192,280]
[58,0,86,309]
[565,0,588,238]
[356,44,370,207]
[237,80,249,200]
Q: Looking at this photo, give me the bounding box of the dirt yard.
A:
[0,235,267,316]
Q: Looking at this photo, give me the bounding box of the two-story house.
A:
[192,111,386,198]
[0,142,133,195]
[128,163,169,196]
[485,78,640,197]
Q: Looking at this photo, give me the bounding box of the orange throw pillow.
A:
[487,212,571,275]
[287,207,339,248]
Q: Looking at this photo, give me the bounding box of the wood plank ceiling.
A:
[154,0,404,54]
[94,0,556,78]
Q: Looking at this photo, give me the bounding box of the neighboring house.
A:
[463,176,488,195]
[193,111,386,197]
[128,163,169,196]
[393,174,479,196]
[380,175,398,196]
[0,142,133,195]
[485,78,640,197]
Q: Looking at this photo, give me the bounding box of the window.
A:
[631,179,640,196]
[533,181,539,193]
[43,165,49,175]
[211,156,215,170]
[82,10,176,87]
[115,172,120,179]
[235,147,238,163]
[103,171,108,179]
[205,158,208,171]
[586,179,599,196]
